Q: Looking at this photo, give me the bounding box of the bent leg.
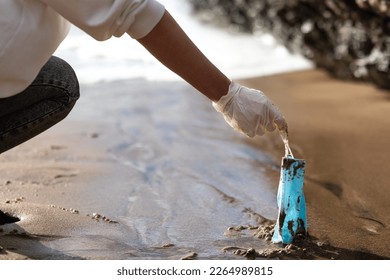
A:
[0,56,80,154]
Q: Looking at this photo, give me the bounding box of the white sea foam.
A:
[54,0,312,84]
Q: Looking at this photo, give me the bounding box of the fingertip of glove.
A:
[275,119,288,132]
[266,122,277,132]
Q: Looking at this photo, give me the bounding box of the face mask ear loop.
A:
[285,142,294,158]
[279,130,294,158]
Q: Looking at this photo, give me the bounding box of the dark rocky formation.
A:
[190,0,390,90]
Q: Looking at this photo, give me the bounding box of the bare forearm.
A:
[137,10,230,102]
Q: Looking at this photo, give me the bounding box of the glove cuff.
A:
[212,81,240,113]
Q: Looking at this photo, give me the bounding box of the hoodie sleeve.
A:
[40,0,165,40]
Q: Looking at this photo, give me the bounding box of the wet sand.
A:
[240,69,390,258]
[1,70,389,259]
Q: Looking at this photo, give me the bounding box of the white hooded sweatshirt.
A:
[0,0,165,98]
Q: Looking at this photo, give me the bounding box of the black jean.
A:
[0,56,80,154]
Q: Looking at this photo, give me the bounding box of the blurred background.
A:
[190,0,390,90]
[56,0,390,91]
[54,0,312,84]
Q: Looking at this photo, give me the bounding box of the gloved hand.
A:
[212,81,287,137]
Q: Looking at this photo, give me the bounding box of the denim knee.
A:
[40,56,80,106]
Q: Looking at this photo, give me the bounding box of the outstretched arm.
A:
[137,10,230,102]
[138,9,287,137]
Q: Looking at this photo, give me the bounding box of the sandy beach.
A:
[241,70,390,258]
[1,69,389,260]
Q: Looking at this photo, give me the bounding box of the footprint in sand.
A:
[357,216,385,235]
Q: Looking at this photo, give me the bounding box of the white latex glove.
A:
[212,81,287,137]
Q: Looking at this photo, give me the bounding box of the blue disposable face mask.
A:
[272,133,307,244]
